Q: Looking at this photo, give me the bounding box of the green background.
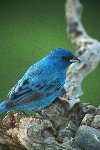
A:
[0,0,100,106]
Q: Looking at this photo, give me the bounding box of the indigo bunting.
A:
[0,48,80,114]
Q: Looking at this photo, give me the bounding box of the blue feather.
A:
[0,48,80,114]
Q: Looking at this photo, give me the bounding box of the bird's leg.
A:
[36,110,43,116]
[35,110,43,119]
[35,110,48,120]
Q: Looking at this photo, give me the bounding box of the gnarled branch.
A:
[63,0,100,104]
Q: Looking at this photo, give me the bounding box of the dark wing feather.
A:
[6,80,61,109]
[7,63,62,109]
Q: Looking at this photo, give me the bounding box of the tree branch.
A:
[63,0,100,104]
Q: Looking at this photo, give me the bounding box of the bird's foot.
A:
[35,110,48,120]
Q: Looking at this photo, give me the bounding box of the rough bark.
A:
[0,0,100,150]
[64,0,100,104]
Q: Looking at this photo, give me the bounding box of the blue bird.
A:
[0,48,80,114]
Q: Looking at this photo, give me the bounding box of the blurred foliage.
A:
[0,0,100,106]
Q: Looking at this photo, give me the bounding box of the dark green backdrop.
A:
[0,0,100,106]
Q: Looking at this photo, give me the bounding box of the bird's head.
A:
[48,48,80,69]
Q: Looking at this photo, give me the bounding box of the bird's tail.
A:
[0,101,7,114]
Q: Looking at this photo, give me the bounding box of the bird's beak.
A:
[70,57,81,63]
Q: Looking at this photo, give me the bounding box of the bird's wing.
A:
[6,64,62,109]
[8,63,41,99]
[6,78,61,109]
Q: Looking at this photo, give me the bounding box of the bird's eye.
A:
[61,56,74,62]
[61,56,67,61]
